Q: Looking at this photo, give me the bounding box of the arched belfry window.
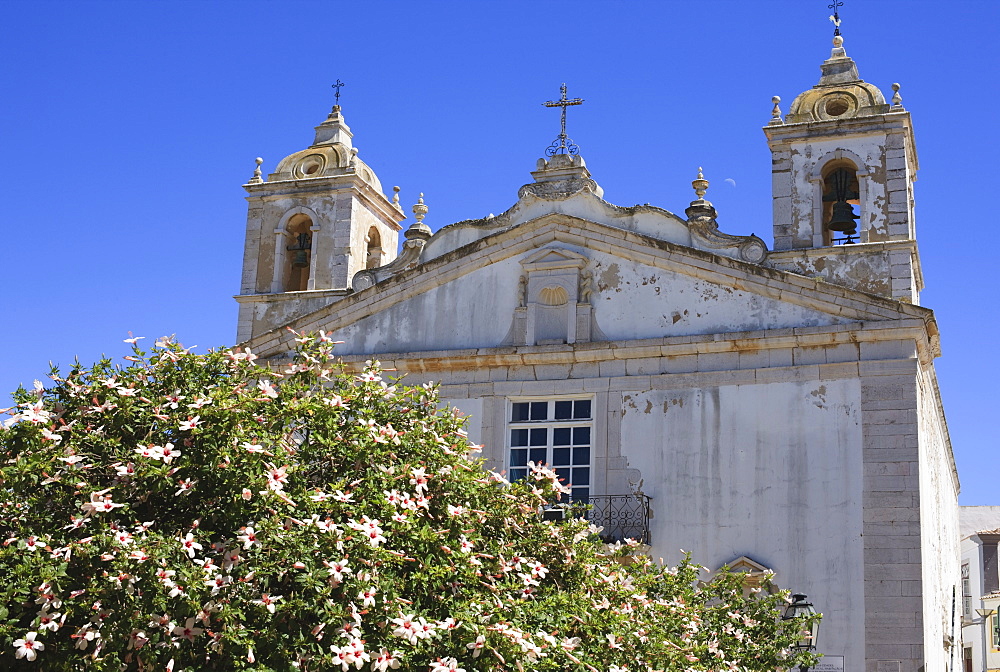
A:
[821,162,861,245]
[283,214,313,292]
[365,227,383,270]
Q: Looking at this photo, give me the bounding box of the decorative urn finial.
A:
[404,193,432,242]
[692,167,710,201]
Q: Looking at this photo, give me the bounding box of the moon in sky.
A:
[724,178,737,187]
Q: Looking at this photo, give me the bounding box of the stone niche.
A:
[503,247,598,346]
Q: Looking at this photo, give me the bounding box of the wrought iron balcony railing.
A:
[543,494,651,545]
[587,494,650,545]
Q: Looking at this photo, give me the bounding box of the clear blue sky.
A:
[1,1,996,504]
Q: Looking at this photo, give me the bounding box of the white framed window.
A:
[962,563,971,620]
[507,397,592,503]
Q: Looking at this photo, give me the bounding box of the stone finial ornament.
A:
[891,83,903,108]
[413,193,428,224]
[692,168,709,201]
[392,185,401,209]
[831,34,847,58]
[769,96,783,125]
[402,193,432,243]
[248,157,264,184]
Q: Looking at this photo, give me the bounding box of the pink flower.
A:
[14,631,45,660]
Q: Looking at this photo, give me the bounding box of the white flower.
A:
[237,526,261,550]
[178,416,202,431]
[358,586,377,607]
[466,635,486,658]
[179,532,202,558]
[171,617,204,642]
[430,657,465,672]
[371,649,402,672]
[252,593,282,614]
[13,631,44,660]
[81,490,124,515]
[257,379,279,399]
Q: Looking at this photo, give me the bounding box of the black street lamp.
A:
[783,593,820,671]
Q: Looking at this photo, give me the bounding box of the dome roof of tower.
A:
[266,105,385,194]
[785,36,889,124]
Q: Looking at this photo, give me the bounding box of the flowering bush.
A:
[0,333,818,671]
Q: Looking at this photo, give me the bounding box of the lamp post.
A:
[783,594,820,672]
[975,608,996,672]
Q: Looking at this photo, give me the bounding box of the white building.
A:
[960,507,1000,672]
[234,31,960,672]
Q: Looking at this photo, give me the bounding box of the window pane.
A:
[552,447,571,465]
[529,448,547,464]
[573,427,590,445]
[574,400,592,419]
[553,428,571,446]
[529,428,547,446]
[510,449,528,467]
[554,400,573,420]
[571,487,589,503]
[530,402,548,421]
[511,402,530,422]
[510,429,528,447]
[572,467,590,486]
[555,468,571,485]
[573,446,590,465]
[510,469,527,482]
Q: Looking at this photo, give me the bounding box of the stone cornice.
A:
[243,176,404,229]
[245,216,940,359]
[234,288,350,304]
[305,319,937,372]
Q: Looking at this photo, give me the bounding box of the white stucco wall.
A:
[917,370,961,672]
[618,378,865,670]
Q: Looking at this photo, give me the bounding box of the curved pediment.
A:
[414,154,762,268]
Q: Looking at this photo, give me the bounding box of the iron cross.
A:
[543,83,584,156]
[332,79,345,105]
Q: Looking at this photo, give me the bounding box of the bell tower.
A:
[764,34,922,303]
[236,99,405,343]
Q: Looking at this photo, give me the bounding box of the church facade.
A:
[235,35,960,672]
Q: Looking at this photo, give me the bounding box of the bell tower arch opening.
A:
[282,213,314,292]
[820,160,861,246]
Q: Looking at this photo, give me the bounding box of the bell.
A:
[290,249,309,268]
[827,200,859,234]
